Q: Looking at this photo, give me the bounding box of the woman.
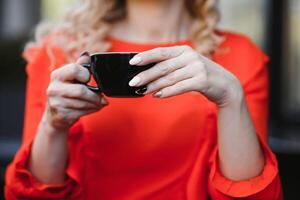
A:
[5,0,282,199]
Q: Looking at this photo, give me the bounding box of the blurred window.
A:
[219,0,269,49]
[283,0,300,115]
[42,0,76,21]
[0,0,41,161]
[0,0,40,40]
[42,0,269,49]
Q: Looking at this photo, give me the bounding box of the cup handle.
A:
[81,63,102,93]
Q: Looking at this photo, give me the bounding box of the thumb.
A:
[77,51,91,65]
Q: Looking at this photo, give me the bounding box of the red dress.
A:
[5,32,283,199]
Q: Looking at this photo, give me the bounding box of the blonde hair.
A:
[27,0,221,63]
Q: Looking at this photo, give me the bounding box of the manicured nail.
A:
[154,91,162,98]
[101,98,108,105]
[80,51,89,57]
[129,56,142,65]
[129,76,141,87]
[135,86,147,95]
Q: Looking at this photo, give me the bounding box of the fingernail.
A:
[101,98,108,105]
[129,56,142,65]
[80,51,89,57]
[135,86,147,95]
[154,91,162,98]
[129,76,141,87]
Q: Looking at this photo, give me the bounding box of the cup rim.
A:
[90,52,139,56]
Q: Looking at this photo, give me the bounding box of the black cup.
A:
[82,52,154,97]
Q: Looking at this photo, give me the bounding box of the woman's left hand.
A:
[129,45,265,181]
[129,45,243,107]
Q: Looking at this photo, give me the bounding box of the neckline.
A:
[107,36,192,49]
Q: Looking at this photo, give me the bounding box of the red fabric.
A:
[5,32,283,199]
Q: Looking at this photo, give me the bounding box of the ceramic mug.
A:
[82,52,154,97]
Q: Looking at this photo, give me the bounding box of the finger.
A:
[50,97,106,110]
[63,84,107,106]
[129,52,194,87]
[129,50,200,87]
[51,63,90,83]
[145,63,197,94]
[56,107,102,123]
[129,45,192,66]
[153,77,200,98]
[76,51,91,65]
[47,82,106,106]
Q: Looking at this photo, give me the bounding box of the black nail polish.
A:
[135,86,147,95]
[80,51,89,57]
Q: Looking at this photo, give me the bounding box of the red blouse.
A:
[5,32,283,199]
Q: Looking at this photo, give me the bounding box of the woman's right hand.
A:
[45,53,108,132]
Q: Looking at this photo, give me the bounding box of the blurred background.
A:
[0,0,299,199]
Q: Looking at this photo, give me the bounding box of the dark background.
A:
[1,0,300,199]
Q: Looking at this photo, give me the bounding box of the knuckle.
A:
[196,73,208,85]
[72,86,82,97]
[50,70,59,80]
[168,73,178,83]
[70,64,80,75]
[77,85,87,96]
[158,48,170,58]
[83,101,92,108]
[76,101,86,109]
[159,61,172,76]
[173,58,182,68]
[47,84,58,97]
[181,45,192,51]
[149,80,160,89]
[177,82,187,92]
[49,99,61,109]
[192,61,206,73]
[80,101,92,109]
[160,65,169,76]
[186,51,199,60]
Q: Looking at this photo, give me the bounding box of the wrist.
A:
[218,79,245,108]
[41,108,70,137]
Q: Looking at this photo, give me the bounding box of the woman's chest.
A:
[81,92,216,172]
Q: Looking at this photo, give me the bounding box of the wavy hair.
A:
[27,0,221,63]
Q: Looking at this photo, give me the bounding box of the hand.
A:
[45,52,108,131]
[128,45,243,106]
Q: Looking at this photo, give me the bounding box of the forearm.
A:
[217,91,264,181]
[28,110,69,184]
[25,54,105,185]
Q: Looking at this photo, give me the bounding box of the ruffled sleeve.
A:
[208,142,282,199]
[5,123,83,199]
[207,33,283,199]
[5,37,84,199]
